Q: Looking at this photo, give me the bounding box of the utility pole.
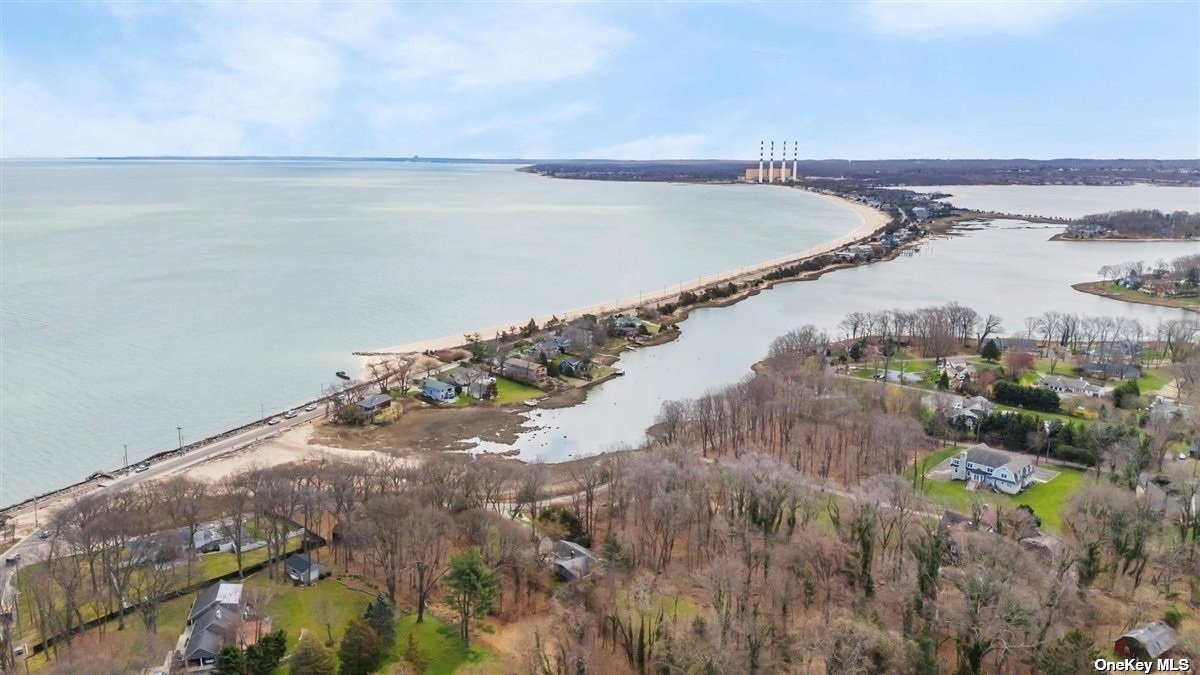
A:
[123,444,128,468]
[176,426,183,452]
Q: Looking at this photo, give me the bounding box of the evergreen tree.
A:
[404,633,429,673]
[1036,630,1099,674]
[246,629,287,675]
[981,339,1001,362]
[338,618,383,675]
[937,371,950,390]
[212,645,246,675]
[443,548,499,646]
[364,594,396,651]
[291,632,335,675]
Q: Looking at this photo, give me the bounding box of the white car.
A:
[284,410,299,419]
[134,462,150,473]
[267,417,282,425]
[1181,453,1190,461]
[304,403,318,412]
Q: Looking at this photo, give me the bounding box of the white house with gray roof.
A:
[948,443,1035,495]
[1036,374,1104,398]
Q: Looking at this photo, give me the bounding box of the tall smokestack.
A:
[792,141,798,183]
[781,141,787,182]
[758,141,764,183]
[768,141,775,183]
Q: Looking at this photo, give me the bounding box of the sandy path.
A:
[360,190,888,368]
[182,424,407,482]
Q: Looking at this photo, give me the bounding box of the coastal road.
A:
[0,404,328,634]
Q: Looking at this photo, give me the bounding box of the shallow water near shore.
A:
[1,160,860,503]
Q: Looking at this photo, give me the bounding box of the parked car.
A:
[304,403,318,412]
[5,553,21,566]
[267,417,282,425]
[38,529,51,540]
[133,462,150,473]
[284,410,299,419]
[1181,453,1189,461]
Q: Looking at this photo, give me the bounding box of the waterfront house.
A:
[1036,375,1102,398]
[559,356,590,378]
[420,378,458,403]
[612,314,645,337]
[357,393,393,417]
[285,553,325,585]
[1114,623,1177,660]
[445,366,495,399]
[948,443,1035,495]
[503,357,547,385]
[181,582,246,672]
[562,326,595,351]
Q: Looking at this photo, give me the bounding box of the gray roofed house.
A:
[1037,375,1103,398]
[558,356,589,378]
[550,540,601,582]
[420,377,458,403]
[285,553,325,585]
[1115,623,1177,660]
[357,393,393,416]
[181,582,246,671]
[948,443,1035,495]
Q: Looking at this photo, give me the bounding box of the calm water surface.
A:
[480,213,1200,461]
[1,160,860,503]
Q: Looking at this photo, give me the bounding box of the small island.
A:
[1052,209,1200,241]
[1074,252,1200,312]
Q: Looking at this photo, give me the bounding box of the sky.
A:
[2,1,1198,159]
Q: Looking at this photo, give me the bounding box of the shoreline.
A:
[357,188,889,371]
[1050,232,1198,242]
[1071,280,1200,314]
[0,188,889,518]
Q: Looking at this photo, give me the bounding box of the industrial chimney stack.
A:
[792,141,798,182]
[768,141,775,183]
[758,141,764,183]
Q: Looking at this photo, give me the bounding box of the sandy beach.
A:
[361,189,889,369]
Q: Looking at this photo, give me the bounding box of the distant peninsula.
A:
[1051,209,1200,241]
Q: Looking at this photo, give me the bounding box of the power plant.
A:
[745,141,798,183]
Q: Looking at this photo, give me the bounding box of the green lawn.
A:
[921,465,1093,532]
[1135,368,1167,394]
[199,535,304,579]
[392,613,492,675]
[493,377,543,405]
[247,574,372,653]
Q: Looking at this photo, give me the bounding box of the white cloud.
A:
[1,3,630,156]
[857,0,1090,39]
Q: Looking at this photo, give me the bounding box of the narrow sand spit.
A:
[360,190,888,371]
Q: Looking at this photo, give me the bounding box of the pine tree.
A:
[443,548,498,646]
[981,339,1001,362]
[404,632,429,673]
[1035,629,1099,674]
[364,594,396,651]
[212,645,246,675]
[937,371,950,390]
[338,618,383,675]
[246,629,287,675]
[291,632,335,675]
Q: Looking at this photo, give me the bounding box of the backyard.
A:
[920,449,1094,533]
